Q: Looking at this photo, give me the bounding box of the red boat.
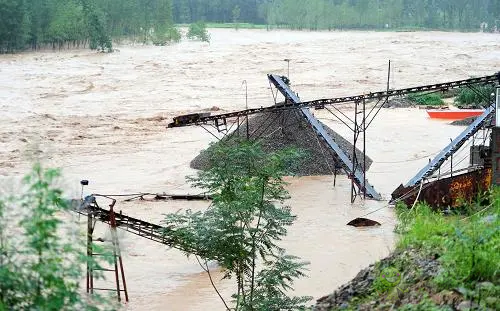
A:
[427,109,485,120]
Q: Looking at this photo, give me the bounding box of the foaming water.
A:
[0,29,498,310]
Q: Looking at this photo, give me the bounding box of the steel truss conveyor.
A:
[405,104,496,187]
[268,74,382,200]
[167,72,500,128]
[76,195,176,247]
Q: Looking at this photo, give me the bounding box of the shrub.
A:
[187,21,210,42]
[163,140,310,310]
[0,164,114,310]
[407,92,444,106]
[152,25,182,46]
[454,85,496,108]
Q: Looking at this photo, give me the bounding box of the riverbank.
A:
[315,188,500,310]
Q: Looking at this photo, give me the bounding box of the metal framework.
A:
[167,71,500,202]
[267,74,381,201]
[167,72,500,128]
[84,196,129,303]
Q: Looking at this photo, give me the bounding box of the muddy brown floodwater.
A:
[1,29,499,310]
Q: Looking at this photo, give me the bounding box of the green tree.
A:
[232,5,241,29]
[187,20,210,42]
[0,164,114,310]
[163,140,311,310]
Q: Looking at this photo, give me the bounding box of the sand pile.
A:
[190,110,372,176]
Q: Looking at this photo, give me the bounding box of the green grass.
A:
[332,188,500,310]
[454,85,496,108]
[176,23,268,29]
[407,92,445,106]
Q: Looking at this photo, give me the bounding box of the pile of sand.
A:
[190,110,372,176]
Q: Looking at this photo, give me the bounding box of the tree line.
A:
[0,0,176,53]
[1,0,499,53]
[173,0,500,30]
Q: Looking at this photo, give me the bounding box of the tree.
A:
[0,164,114,310]
[187,20,210,42]
[163,140,311,310]
[232,5,241,29]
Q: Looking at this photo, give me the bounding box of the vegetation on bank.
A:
[171,0,500,31]
[163,140,311,310]
[407,93,445,106]
[454,85,497,108]
[0,164,115,310]
[2,0,499,53]
[317,188,500,310]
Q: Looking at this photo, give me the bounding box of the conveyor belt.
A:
[167,72,500,128]
[267,74,382,200]
[75,196,176,247]
[405,105,496,187]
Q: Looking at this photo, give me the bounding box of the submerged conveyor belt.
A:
[267,74,382,200]
[405,105,496,187]
[167,72,500,128]
[74,196,176,247]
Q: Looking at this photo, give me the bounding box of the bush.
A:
[187,21,210,42]
[0,164,115,310]
[454,85,496,108]
[163,140,310,310]
[152,25,182,46]
[407,92,444,106]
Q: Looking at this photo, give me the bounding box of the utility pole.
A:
[283,58,291,78]
[242,80,249,139]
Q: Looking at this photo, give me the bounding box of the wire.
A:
[375,152,439,164]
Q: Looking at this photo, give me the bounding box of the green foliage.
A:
[232,5,241,30]
[454,85,496,108]
[0,164,114,310]
[397,298,449,311]
[187,21,210,42]
[163,140,311,310]
[170,0,500,31]
[407,92,444,106]
[152,25,181,46]
[394,188,500,309]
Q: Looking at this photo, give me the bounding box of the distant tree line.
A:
[173,0,500,31]
[1,0,499,53]
[0,0,176,53]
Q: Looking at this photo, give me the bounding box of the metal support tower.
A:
[268,74,381,201]
[86,198,129,303]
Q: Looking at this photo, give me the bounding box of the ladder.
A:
[86,197,129,303]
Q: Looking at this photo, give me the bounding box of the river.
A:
[0,29,498,310]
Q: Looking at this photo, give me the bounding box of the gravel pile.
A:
[190,110,372,176]
[384,97,415,108]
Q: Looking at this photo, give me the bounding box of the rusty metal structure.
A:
[392,85,500,208]
[71,190,211,303]
[84,196,129,302]
[168,71,500,203]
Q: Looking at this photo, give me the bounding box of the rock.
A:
[210,106,221,111]
[450,116,477,126]
[347,217,381,227]
[431,290,462,306]
[457,300,479,311]
[476,282,494,290]
[385,98,414,108]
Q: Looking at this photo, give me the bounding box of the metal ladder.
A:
[86,197,129,303]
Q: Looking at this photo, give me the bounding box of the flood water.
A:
[0,29,499,310]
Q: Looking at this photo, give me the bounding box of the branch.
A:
[250,177,267,309]
[198,257,231,311]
